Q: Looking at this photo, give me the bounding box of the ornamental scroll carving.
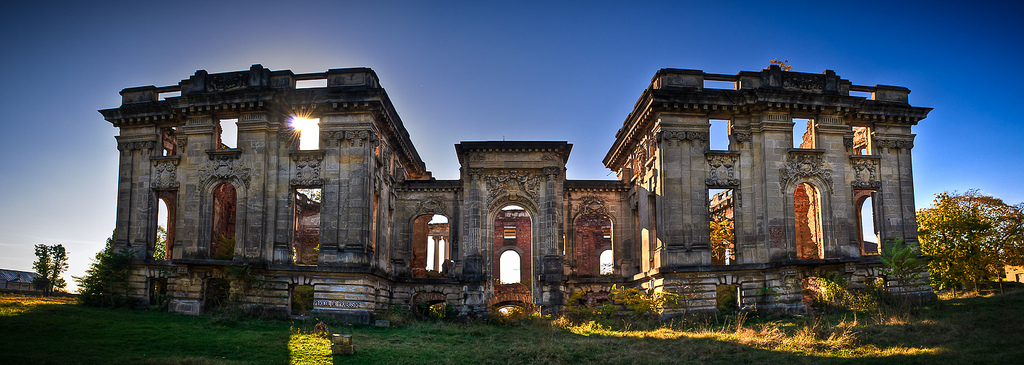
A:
[779,152,833,192]
[291,152,324,186]
[576,195,608,217]
[117,141,154,153]
[206,72,246,92]
[660,131,709,147]
[200,159,251,188]
[874,139,914,150]
[151,159,179,189]
[415,196,447,215]
[850,157,881,189]
[484,170,541,203]
[706,153,740,187]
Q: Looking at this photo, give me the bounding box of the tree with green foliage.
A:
[75,232,135,307]
[153,226,167,260]
[917,190,1024,291]
[879,238,928,293]
[32,244,68,295]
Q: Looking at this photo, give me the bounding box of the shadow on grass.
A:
[0,297,292,365]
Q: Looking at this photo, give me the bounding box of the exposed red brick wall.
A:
[410,215,430,277]
[211,183,236,258]
[574,214,611,276]
[794,183,822,259]
[494,209,532,284]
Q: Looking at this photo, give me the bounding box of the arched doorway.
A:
[493,205,532,306]
[573,214,612,276]
[794,182,823,259]
[411,214,450,278]
[211,182,236,260]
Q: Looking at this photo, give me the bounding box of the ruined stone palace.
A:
[100,64,932,320]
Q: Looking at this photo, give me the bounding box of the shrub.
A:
[75,234,136,307]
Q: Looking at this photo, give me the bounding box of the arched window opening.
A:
[599,249,613,275]
[498,250,521,284]
[709,189,735,265]
[793,118,815,148]
[495,205,531,286]
[211,183,236,260]
[149,277,168,306]
[154,196,175,260]
[854,191,879,255]
[574,214,612,276]
[794,183,823,259]
[293,188,321,265]
[412,214,450,278]
[290,117,320,150]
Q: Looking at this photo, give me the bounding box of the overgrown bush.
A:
[608,284,678,319]
[75,234,136,307]
[559,289,616,325]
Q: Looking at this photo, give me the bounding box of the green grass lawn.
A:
[1,291,1022,364]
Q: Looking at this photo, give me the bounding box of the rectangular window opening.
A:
[793,118,813,148]
[292,188,321,265]
[292,118,320,150]
[296,79,328,89]
[218,118,238,149]
[602,226,612,239]
[504,226,517,239]
[709,188,735,265]
[852,126,871,155]
[850,90,872,99]
[709,119,731,150]
[162,127,177,156]
[157,91,181,101]
[703,79,735,90]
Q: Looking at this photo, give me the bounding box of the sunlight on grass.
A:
[0,294,75,316]
[287,333,332,365]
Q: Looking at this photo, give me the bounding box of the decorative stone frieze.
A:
[575,196,608,217]
[415,196,447,215]
[151,158,180,189]
[484,170,541,203]
[291,151,324,186]
[117,141,154,152]
[706,153,740,187]
[199,158,251,188]
[850,156,882,189]
[779,151,833,192]
[660,131,709,147]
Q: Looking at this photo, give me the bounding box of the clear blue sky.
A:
[2,1,1021,291]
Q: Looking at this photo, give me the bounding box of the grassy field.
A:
[1,291,1022,365]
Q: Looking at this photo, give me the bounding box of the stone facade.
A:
[100,64,932,320]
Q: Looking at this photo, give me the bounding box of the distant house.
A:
[1006,266,1024,283]
[0,269,38,291]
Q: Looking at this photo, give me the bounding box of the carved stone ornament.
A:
[200,159,252,188]
[782,73,823,91]
[176,137,188,150]
[206,72,246,92]
[874,139,914,150]
[118,141,154,153]
[291,152,324,186]
[706,154,740,187]
[471,154,485,161]
[415,196,447,215]
[576,195,608,217]
[345,130,370,147]
[543,166,561,179]
[151,159,179,189]
[779,152,833,192]
[733,132,752,145]
[660,131,709,147]
[850,157,881,189]
[484,170,541,203]
[467,168,484,180]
